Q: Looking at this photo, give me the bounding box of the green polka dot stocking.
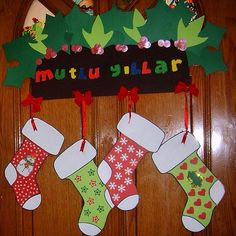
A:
[152,132,225,232]
[54,140,113,236]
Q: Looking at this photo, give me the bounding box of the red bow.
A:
[73,90,92,152]
[118,86,139,122]
[118,86,139,102]
[175,82,199,144]
[21,93,43,113]
[175,81,199,96]
[73,90,92,106]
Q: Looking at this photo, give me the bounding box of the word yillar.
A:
[35,59,183,82]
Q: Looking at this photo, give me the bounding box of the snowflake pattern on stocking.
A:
[105,134,148,205]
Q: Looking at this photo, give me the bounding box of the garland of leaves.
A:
[3,1,226,87]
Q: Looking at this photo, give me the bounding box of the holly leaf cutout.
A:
[187,47,227,75]
[3,36,42,87]
[82,16,113,48]
[178,16,208,48]
[199,22,226,49]
[100,4,133,32]
[65,6,95,47]
[140,1,194,43]
[29,24,48,54]
[42,12,68,51]
[133,9,146,28]
[123,9,146,43]
[100,4,135,45]
[185,18,227,74]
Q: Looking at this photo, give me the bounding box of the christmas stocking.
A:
[152,132,225,232]
[54,140,113,236]
[98,112,164,210]
[5,118,64,210]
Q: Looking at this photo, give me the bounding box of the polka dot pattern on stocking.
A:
[11,138,48,206]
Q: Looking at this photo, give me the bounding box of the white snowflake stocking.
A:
[98,112,164,210]
[5,118,64,210]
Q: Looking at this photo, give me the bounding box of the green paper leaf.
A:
[123,26,141,43]
[140,1,194,42]
[100,5,134,46]
[122,9,146,43]
[65,6,95,47]
[187,47,227,74]
[29,41,47,55]
[3,36,42,87]
[178,16,208,47]
[100,4,133,32]
[43,12,68,51]
[199,22,226,49]
[29,24,47,54]
[82,16,114,48]
[133,9,146,28]
[34,24,48,41]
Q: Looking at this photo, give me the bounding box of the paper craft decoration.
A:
[5,118,64,210]
[98,112,164,210]
[152,132,225,232]
[54,140,113,236]
[31,42,190,99]
[3,1,226,99]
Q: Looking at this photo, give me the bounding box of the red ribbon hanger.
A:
[118,86,139,122]
[21,93,43,131]
[73,90,92,152]
[175,81,199,144]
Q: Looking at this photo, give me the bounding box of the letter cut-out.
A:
[111,64,121,77]
[69,68,77,79]
[171,59,183,72]
[89,68,100,80]
[55,69,65,80]
[155,60,168,74]
[36,69,54,83]
[78,68,87,80]
[131,62,141,75]
[142,61,152,74]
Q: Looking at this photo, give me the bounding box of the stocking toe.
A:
[117,194,139,210]
[182,216,205,232]
[79,223,101,236]
[22,194,41,210]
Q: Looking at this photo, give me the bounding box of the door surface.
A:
[0,0,235,236]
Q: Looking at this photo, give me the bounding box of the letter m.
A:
[35,69,54,83]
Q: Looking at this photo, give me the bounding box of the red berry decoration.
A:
[36,58,42,65]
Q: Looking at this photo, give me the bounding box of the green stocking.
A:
[152,132,225,232]
[54,140,113,236]
[68,161,112,234]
